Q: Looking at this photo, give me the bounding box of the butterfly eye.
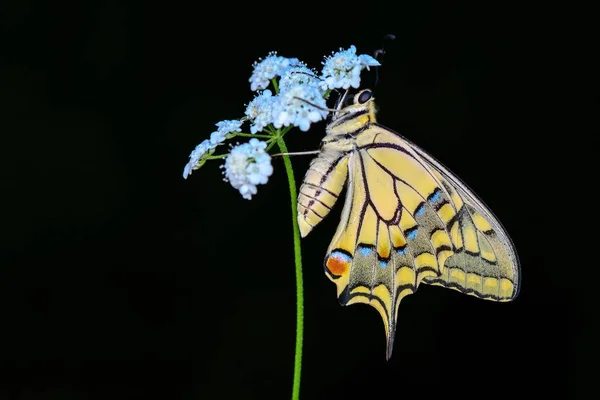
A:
[358,90,372,104]
[344,92,354,107]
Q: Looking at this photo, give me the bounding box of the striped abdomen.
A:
[297,151,348,238]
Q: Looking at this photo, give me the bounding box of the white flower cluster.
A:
[245,89,277,134]
[320,45,380,90]
[248,57,328,133]
[184,45,380,200]
[222,138,273,200]
[245,46,380,134]
[249,51,300,92]
[183,119,242,179]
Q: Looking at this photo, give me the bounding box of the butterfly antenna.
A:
[271,150,320,157]
[293,70,324,82]
[335,89,350,111]
[373,34,396,88]
[293,97,340,113]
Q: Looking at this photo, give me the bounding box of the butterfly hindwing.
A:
[324,151,401,359]
[323,142,460,359]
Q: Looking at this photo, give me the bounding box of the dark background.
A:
[1,2,585,399]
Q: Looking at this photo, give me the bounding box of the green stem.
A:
[231,132,272,139]
[276,136,304,400]
[266,139,278,152]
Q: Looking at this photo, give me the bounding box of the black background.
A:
[1,2,585,399]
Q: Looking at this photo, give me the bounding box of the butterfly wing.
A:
[371,125,521,300]
[322,124,520,359]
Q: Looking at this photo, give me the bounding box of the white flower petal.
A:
[298,119,310,131]
[210,131,226,145]
[215,119,243,135]
[183,163,192,179]
[359,54,381,70]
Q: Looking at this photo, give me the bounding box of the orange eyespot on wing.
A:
[326,251,351,277]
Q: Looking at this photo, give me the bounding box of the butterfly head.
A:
[326,89,378,137]
[335,88,375,114]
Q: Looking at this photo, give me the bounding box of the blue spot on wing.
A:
[429,189,440,203]
[407,229,418,240]
[379,259,388,268]
[415,203,425,216]
[359,247,372,256]
[396,248,406,255]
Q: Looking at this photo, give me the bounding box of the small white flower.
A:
[216,119,244,135]
[320,45,381,90]
[278,64,321,92]
[184,119,244,179]
[249,51,300,91]
[245,90,277,134]
[273,84,329,132]
[209,131,226,145]
[209,119,243,145]
[223,138,273,200]
[183,140,214,179]
[359,54,381,70]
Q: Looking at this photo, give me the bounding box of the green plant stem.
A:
[276,136,304,400]
[206,154,228,160]
[232,132,272,139]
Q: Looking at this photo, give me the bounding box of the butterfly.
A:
[297,88,521,360]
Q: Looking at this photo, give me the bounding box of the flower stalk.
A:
[276,136,304,400]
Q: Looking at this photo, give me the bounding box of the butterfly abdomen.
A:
[297,150,349,238]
